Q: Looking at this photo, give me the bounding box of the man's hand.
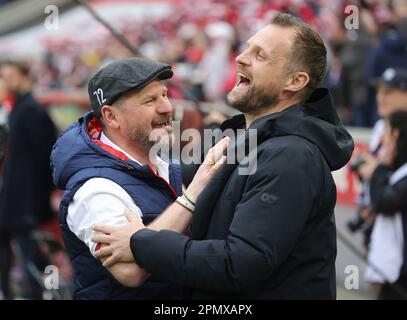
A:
[185,136,229,202]
[92,209,145,267]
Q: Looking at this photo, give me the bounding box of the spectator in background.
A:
[365,0,407,127]
[359,110,407,299]
[351,67,407,248]
[0,61,57,299]
[373,67,407,153]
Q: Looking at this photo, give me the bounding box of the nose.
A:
[156,97,174,115]
[236,49,250,66]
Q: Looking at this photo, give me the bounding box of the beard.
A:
[126,117,173,151]
[227,82,280,114]
[127,125,153,149]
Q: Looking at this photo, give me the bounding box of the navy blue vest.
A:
[59,162,183,300]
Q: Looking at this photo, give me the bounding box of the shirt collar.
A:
[100,132,142,165]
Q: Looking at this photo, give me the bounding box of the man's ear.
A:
[100,105,120,129]
[284,71,310,94]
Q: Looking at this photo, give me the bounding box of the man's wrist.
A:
[175,196,195,214]
[185,186,199,203]
[182,191,196,206]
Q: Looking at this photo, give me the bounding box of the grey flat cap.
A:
[88,57,173,115]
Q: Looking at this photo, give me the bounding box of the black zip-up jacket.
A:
[130,88,354,299]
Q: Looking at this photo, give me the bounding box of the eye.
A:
[256,51,266,60]
[162,92,168,99]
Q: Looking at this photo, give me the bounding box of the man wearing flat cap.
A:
[50,58,227,300]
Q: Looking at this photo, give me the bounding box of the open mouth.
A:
[236,73,251,88]
[152,120,171,129]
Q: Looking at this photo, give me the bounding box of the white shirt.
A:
[67,133,169,255]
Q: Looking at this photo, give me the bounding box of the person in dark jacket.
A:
[0,61,56,299]
[359,110,407,299]
[92,13,354,299]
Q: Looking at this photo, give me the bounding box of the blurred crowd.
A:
[23,0,407,128]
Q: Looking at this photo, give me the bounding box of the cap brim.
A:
[157,68,173,81]
[136,67,173,91]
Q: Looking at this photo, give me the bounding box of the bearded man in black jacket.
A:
[91,13,354,299]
